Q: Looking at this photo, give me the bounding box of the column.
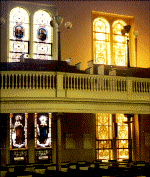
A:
[125,114,134,162]
[28,113,35,163]
[133,114,140,161]
[56,113,62,171]
[112,114,117,160]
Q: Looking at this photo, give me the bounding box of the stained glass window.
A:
[33,10,52,60]
[96,113,112,160]
[35,113,52,148]
[9,7,29,62]
[116,114,129,160]
[93,18,110,65]
[10,113,28,149]
[113,20,128,66]
[96,113,130,161]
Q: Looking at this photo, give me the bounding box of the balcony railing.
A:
[0,71,150,101]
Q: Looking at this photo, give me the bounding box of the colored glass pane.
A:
[93,18,110,64]
[113,20,128,66]
[33,10,52,60]
[116,114,129,160]
[9,7,29,62]
[96,113,112,160]
[35,113,52,148]
[10,113,28,149]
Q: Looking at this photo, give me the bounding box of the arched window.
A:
[33,10,52,60]
[113,20,127,66]
[93,18,110,64]
[9,7,29,62]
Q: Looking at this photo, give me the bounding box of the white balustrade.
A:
[0,71,56,90]
[0,71,149,101]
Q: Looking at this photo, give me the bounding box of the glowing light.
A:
[93,18,110,65]
[9,7,29,62]
[113,20,127,66]
[33,10,52,60]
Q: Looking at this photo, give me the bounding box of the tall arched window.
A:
[33,10,52,60]
[9,7,29,62]
[93,18,110,64]
[113,20,127,66]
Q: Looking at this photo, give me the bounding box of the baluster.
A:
[87,76,89,91]
[4,74,7,89]
[42,75,44,89]
[48,75,51,89]
[90,77,93,91]
[63,75,66,90]
[1,73,3,89]
[8,74,10,89]
[144,82,146,93]
[93,77,95,91]
[108,78,110,91]
[74,76,75,90]
[29,74,31,89]
[79,76,81,90]
[35,75,37,89]
[19,74,21,89]
[45,75,48,89]
[104,78,106,91]
[85,76,87,90]
[140,81,142,92]
[109,78,112,92]
[82,76,84,90]
[32,74,34,89]
[14,74,16,89]
[70,76,72,90]
[25,74,27,89]
[39,75,41,89]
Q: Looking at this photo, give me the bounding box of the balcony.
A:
[1,69,150,114]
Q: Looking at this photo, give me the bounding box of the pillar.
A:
[56,113,62,171]
[125,114,134,162]
[28,113,35,163]
[133,114,140,161]
[112,114,117,160]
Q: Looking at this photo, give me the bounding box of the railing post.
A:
[127,78,132,100]
[56,72,65,97]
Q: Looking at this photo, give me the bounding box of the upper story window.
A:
[9,7,29,62]
[93,18,110,65]
[113,20,128,66]
[33,10,53,60]
[9,7,53,62]
[93,12,132,67]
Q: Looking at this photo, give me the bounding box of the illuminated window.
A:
[96,113,112,160]
[96,113,130,161]
[9,113,28,164]
[33,10,52,60]
[116,114,129,160]
[93,18,110,64]
[35,113,52,148]
[10,113,28,149]
[113,20,128,66]
[9,7,29,62]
